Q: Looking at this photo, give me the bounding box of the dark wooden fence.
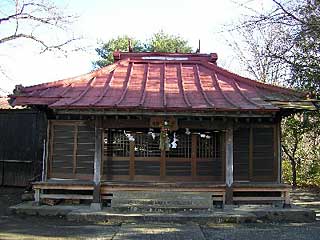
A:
[0,110,46,186]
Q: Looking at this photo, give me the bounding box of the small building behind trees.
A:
[10,52,317,208]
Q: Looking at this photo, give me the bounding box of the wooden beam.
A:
[40,194,93,200]
[129,141,135,180]
[55,109,275,118]
[179,120,225,130]
[225,126,233,204]
[233,197,285,201]
[102,119,149,129]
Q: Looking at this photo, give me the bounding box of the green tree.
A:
[144,30,193,53]
[93,31,193,69]
[93,36,144,68]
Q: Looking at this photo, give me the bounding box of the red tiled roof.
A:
[11,52,305,112]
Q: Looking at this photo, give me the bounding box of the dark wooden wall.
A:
[233,124,278,182]
[0,110,46,186]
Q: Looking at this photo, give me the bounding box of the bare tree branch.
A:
[272,0,307,25]
[0,0,79,53]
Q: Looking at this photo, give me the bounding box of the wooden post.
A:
[91,117,103,210]
[225,126,233,205]
[249,126,253,181]
[43,120,51,181]
[277,122,282,183]
[191,134,197,179]
[129,141,135,180]
[34,188,40,205]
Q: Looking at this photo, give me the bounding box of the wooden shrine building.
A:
[11,52,317,209]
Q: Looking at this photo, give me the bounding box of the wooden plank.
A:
[101,187,226,193]
[233,188,291,192]
[40,194,93,200]
[233,197,285,201]
[50,120,86,126]
[102,119,149,129]
[48,173,93,180]
[129,141,135,180]
[33,185,93,190]
[191,134,197,178]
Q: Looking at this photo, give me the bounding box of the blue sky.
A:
[0,0,271,94]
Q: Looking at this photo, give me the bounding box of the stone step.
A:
[111,204,215,213]
[111,191,214,199]
[11,202,316,223]
[111,198,212,206]
[110,191,217,210]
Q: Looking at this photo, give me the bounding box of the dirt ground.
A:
[0,186,319,240]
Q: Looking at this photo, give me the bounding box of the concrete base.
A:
[10,202,316,223]
[90,203,102,211]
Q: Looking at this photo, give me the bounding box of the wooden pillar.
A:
[249,126,253,181]
[91,117,103,210]
[129,141,135,180]
[43,120,51,182]
[34,188,40,205]
[225,126,233,204]
[277,122,282,183]
[191,134,197,179]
